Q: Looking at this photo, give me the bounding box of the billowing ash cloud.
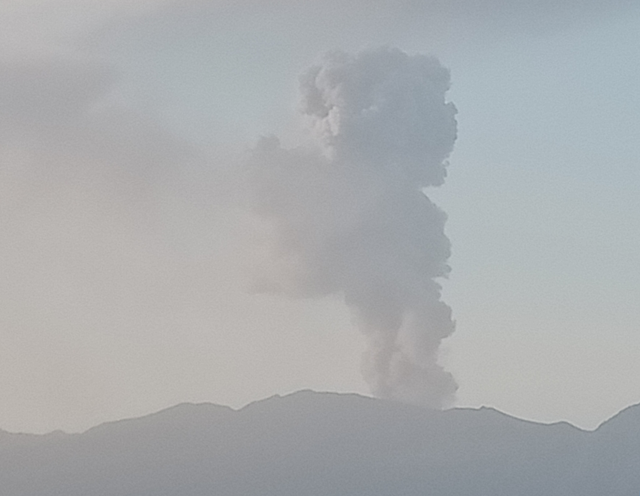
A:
[249,47,458,408]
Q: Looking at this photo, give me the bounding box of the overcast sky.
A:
[1,0,639,434]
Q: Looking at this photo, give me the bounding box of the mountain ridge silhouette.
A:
[1,390,638,495]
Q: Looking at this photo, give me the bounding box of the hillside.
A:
[1,391,638,495]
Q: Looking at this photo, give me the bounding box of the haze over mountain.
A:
[2,0,640,435]
[1,390,638,495]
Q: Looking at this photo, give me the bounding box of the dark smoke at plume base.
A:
[248,47,458,408]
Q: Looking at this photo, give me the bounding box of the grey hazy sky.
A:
[1,0,639,433]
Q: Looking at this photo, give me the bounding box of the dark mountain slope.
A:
[0,390,638,496]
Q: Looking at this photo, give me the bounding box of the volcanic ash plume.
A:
[248,47,458,408]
